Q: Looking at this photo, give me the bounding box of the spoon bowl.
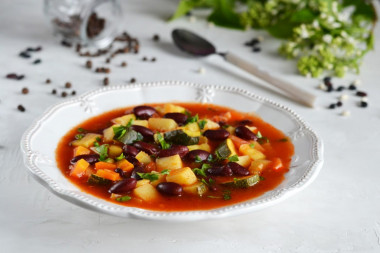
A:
[172,29,216,56]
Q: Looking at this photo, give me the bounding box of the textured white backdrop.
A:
[1,0,380,252]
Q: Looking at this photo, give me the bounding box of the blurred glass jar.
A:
[44,0,122,48]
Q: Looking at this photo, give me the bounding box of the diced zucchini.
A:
[148,118,178,131]
[222,175,260,188]
[111,114,136,125]
[166,167,197,186]
[132,120,149,127]
[249,160,272,175]
[187,143,211,152]
[164,129,200,146]
[133,184,160,202]
[87,174,112,185]
[239,144,266,160]
[215,138,236,159]
[135,151,152,165]
[156,154,183,172]
[236,155,251,168]
[108,145,123,157]
[203,119,220,131]
[183,182,208,196]
[71,133,102,148]
[103,124,120,142]
[136,179,150,188]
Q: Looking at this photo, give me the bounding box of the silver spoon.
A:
[172,29,316,108]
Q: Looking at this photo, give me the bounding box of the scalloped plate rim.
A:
[20,81,324,221]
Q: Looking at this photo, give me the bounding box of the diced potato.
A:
[239,144,266,160]
[198,136,208,144]
[70,159,90,178]
[111,114,136,125]
[246,126,258,133]
[187,143,211,152]
[225,126,236,135]
[183,182,208,196]
[135,151,152,165]
[132,120,149,127]
[182,122,200,132]
[156,154,183,172]
[73,146,90,157]
[249,141,265,152]
[236,155,251,168]
[150,173,167,187]
[248,160,272,175]
[71,133,102,148]
[203,119,219,131]
[103,124,120,142]
[156,103,186,114]
[166,167,197,186]
[108,145,123,157]
[95,169,121,181]
[116,159,134,172]
[183,129,201,137]
[136,179,150,188]
[148,118,178,131]
[226,138,237,156]
[133,184,160,202]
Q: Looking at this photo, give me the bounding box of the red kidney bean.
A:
[227,162,250,176]
[125,155,141,167]
[131,125,154,141]
[239,119,253,125]
[70,154,99,165]
[235,125,258,141]
[123,144,139,157]
[157,182,183,196]
[185,150,211,162]
[114,168,127,178]
[108,178,137,194]
[203,129,230,141]
[133,105,156,119]
[158,145,189,158]
[133,141,160,155]
[131,166,145,180]
[206,165,233,176]
[163,113,188,125]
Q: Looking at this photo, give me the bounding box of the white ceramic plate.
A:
[21,81,323,221]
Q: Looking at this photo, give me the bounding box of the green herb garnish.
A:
[94,144,109,161]
[223,190,231,201]
[195,155,203,163]
[193,163,211,177]
[249,143,255,149]
[157,133,171,150]
[198,119,207,130]
[75,134,84,140]
[228,155,239,162]
[221,124,230,129]
[96,137,102,142]
[137,172,159,182]
[186,114,199,124]
[77,127,86,133]
[161,169,171,175]
[115,152,125,161]
[116,196,131,202]
[256,131,263,139]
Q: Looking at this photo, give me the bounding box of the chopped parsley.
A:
[137,170,169,182]
[160,169,170,175]
[186,114,199,124]
[156,133,171,149]
[112,119,134,141]
[96,137,102,142]
[198,119,207,130]
[256,131,263,139]
[195,155,203,163]
[115,152,125,161]
[223,190,231,201]
[77,127,86,133]
[201,178,215,187]
[249,143,255,149]
[94,144,109,161]
[115,196,131,202]
[221,124,230,129]
[228,155,239,162]
[75,134,84,140]
[193,163,211,177]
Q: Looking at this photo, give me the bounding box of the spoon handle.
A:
[224,52,316,108]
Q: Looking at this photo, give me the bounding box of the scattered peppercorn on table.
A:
[1,0,380,252]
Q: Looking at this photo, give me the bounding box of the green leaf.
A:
[290,9,316,23]
[267,20,297,39]
[342,0,377,22]
[77,127,86,133]
[207,0,244,30]
[198,119,207,130]
[137,172,159,182]
[118,130,143,145]
[256,131,262,138]
[115,152,125,161]
[157,133,171,150]
[94,144,109,161]
[249,143,255,149]
[113,125,127,140]
[195,155,203,163]
[115,196,131,202]
[193,163,211,177]
[186,114,199,124]
[169,0,217,21]
[75,134,84,140]
[161,169,171,175]
[223,190,231,200]
[228,154,239,162]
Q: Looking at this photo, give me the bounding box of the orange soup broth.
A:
[56,103,294,211]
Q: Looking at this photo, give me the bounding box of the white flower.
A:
[323,34,333,43]
[299,24,309,38]
[312,20,320,29]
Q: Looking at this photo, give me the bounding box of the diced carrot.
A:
[116,159,134,172]
[73,146,91,156]
[211,112,231,122]
[70,159,90,178]
[95,161,117,171]
[145,161,156,172]
[271,158,283,170]
[96,169,121,181]
[230,135,248,149]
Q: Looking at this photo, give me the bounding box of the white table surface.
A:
[1,0,380,252]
